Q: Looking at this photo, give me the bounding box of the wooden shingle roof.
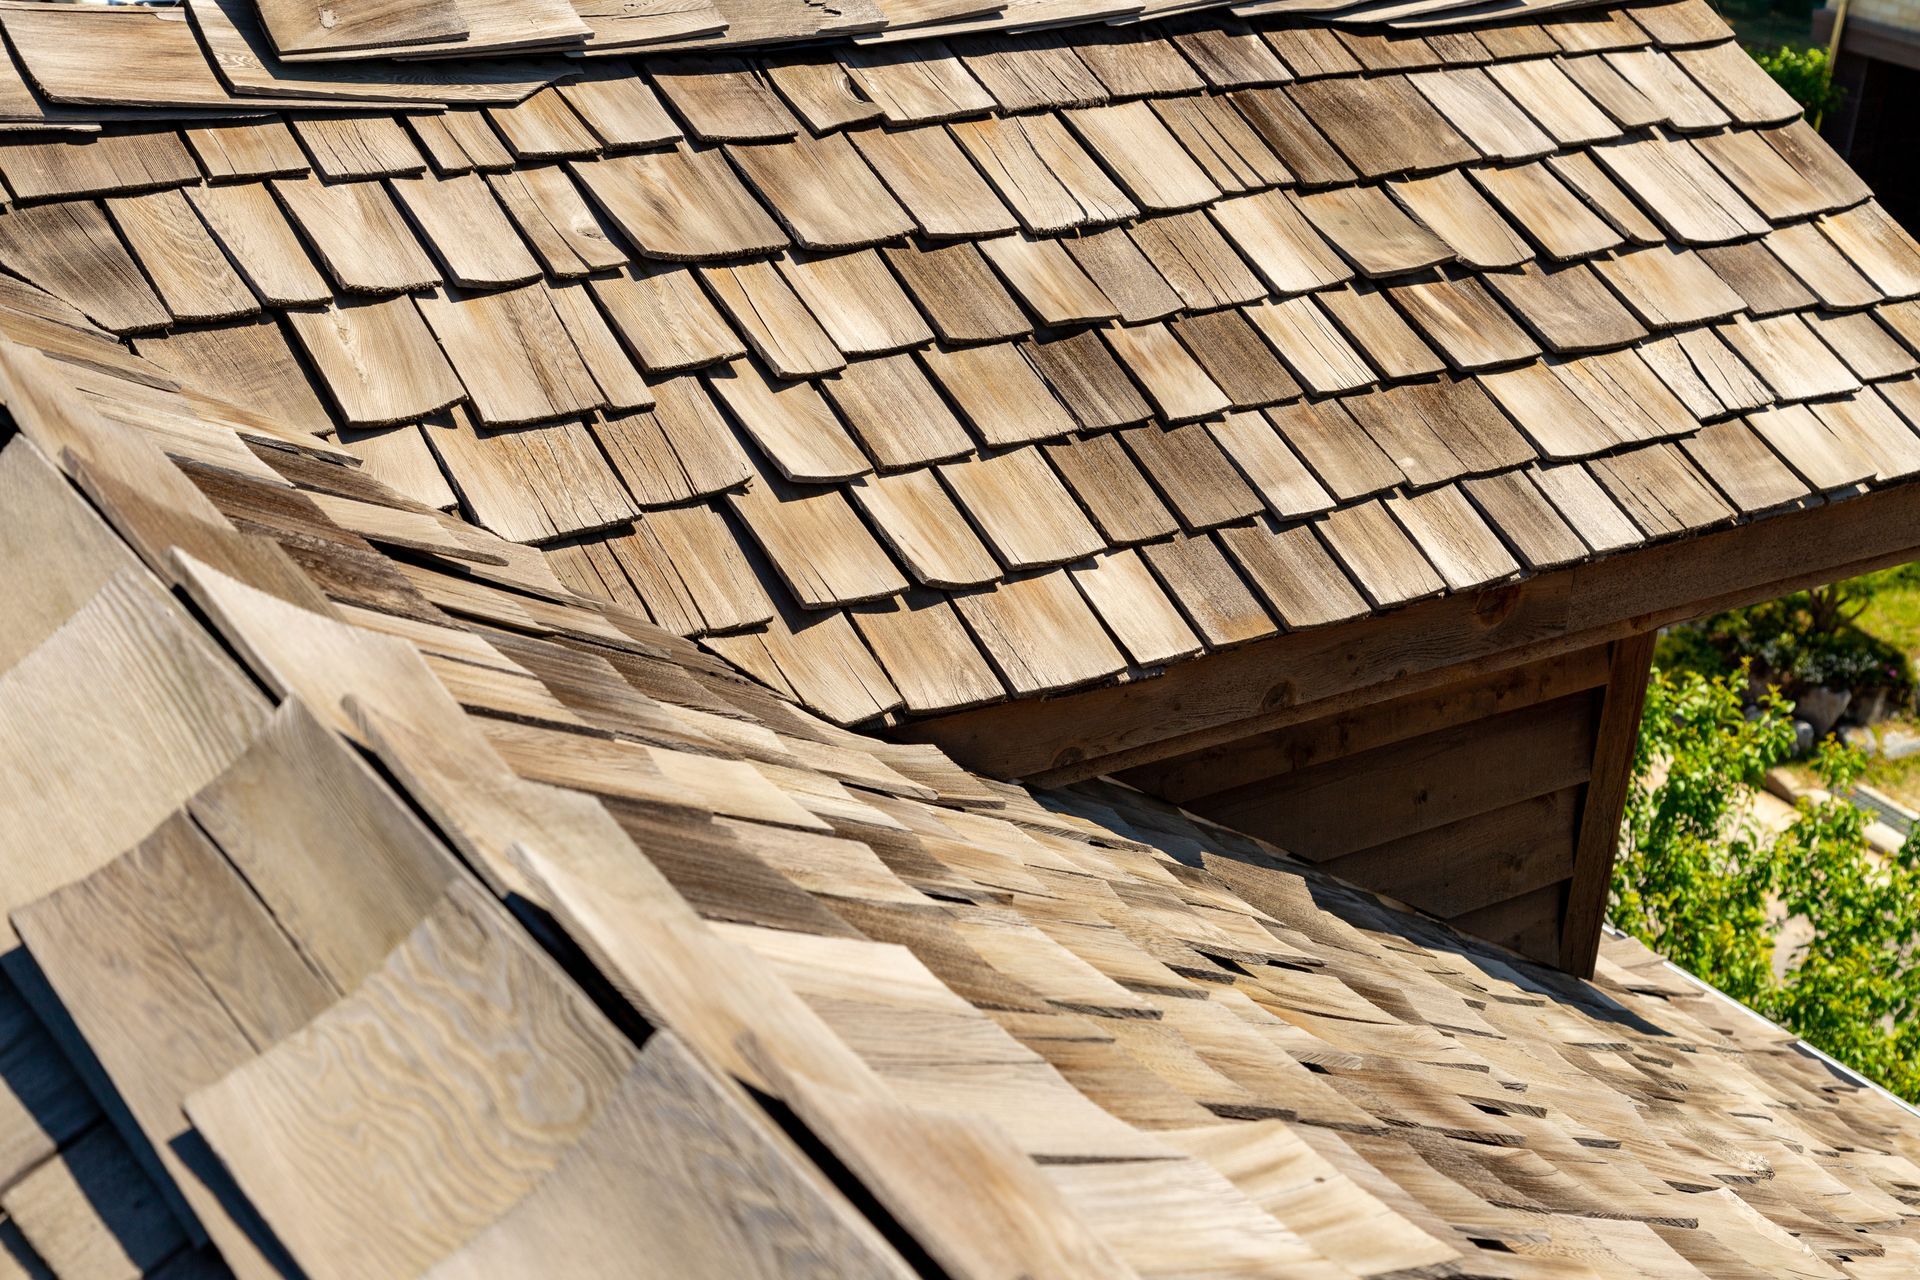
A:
[5,286,1920,1278]
[0,0,1916,728]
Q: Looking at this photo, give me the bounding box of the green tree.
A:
[1611,665,1920,1101]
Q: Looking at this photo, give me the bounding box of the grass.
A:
[1852,566,1920,657]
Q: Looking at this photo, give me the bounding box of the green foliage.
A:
[1669,583,1913,702]
[1611,665,1920,1101]
[1750,43,1843,118]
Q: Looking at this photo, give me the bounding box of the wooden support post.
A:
[1558,631,1657,977]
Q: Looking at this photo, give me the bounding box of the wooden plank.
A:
[778,249,933,357]
[1682,419,1814,513]
[950,112,1136,233]
[1065,100,1222,213]
[1470,160,1623,261]
[423,1030,914,1280]
[105,189,259,323]
[953,571,1127,696]
[1243,296,1375,396]
[840,40,996,124]
[190,697,457,987]
[851,122,1017,239]
[650,56,800,142]
[1388,171,1528,269]
[701,260,845,379]
[1266,397,1402,502]
[979,232,1117,326]
[573,147,787,261]
[255,0,467,56]
[939,446,1105,569]
[618,505,775,634]
[1386,484,1520,591]
[1765,220,1881,310]
[424,409,638,543]
[1388,276,1539,371]
[489,86,600,160]
[136,320,337,436]
[884,240,1030,344]
[1044,431,1179,544]
[1482,260,1648,355]
[1291,184,1452,278]
[1207,411,1331,520]
[1208,189,1351,294]
[1590,134,1770,245]
[1521,54,1651,136]
[904,467,1920,785]
[1316,500,1445,608]
[1069,549,1204,668]
[1025,328,1152,431]
[1139,532,1277,648]
[1193,692,1599,862]
[1064,227,1184,324]
[765,56,885,134]
[1320,785,1582,924]
[1407,67,1555,161]
[1587,442,1735,536]
[1548,150,1666,243]
[851,591,1005,713]
[1560,632,1656,975]
[293,115,426,178]
[557,72,680,150]
[0,202,170,335]
[185,182,333,306]
[591,262,742,373]
[274,174,442,293]
[0,1126,184,1279]
[1148,94,1291,195]
[14,808,332,1277]
[416,284,606,426]
[0,130,197,202]
[1285,74,1476,178]
[1121,421,1263,530]
[729,468,908,606]
[489,165,629,277]
[850,466,1002,588]
[0,437,141,673]
[820,352,972,468]
[727,133,915,251]
[341,424,458,509]
[1121,643,1612,803]
[1462,470,1591,570]
[285,296,466,427]
[1218,517,1368,631]
[507,831,1129,1280]
[185,881,634,1280]
[391,170,544,288]
[1228,87,1356,189]
[0,568,270,950]
[707,357,869,482]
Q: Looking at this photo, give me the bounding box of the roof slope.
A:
[3,269,1920,1279]
[1,0,1918,727]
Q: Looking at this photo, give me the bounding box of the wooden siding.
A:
[1121,640,1653,968]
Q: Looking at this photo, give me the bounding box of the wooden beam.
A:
[1559,631,1656,977]
[897,482,1920,783]
[1193,692,1598,863]
[1121,644,1611,805]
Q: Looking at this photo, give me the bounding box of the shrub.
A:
[1751,43,1844,118]
[1611,665,1920,1101]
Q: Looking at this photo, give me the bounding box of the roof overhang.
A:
[898,478,1920,782]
